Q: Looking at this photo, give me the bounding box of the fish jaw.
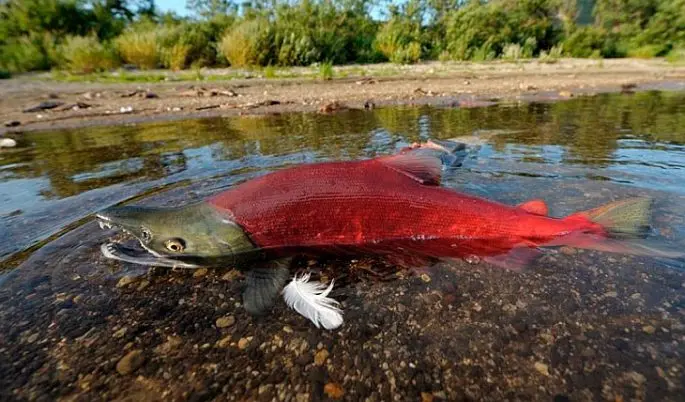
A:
[96,202,258,266]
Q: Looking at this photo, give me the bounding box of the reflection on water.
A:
[1,91,685,264]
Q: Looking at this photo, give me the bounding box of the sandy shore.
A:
[2,58,685,134]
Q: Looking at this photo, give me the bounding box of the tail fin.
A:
[558,197,683,260]
[574,197,652,239]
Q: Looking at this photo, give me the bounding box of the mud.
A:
[2,59,685,134]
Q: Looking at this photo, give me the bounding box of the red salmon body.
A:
[208,153,609,266]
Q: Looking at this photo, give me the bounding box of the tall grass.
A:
[115,29,159,69]
[59,35,119,73]
[319,61,334,80]
[219,19,274,67]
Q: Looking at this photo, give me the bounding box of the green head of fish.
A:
[96,202,257,265]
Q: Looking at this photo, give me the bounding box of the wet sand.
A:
[2,58,685,134]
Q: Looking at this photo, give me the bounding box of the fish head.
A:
[96,203,257,265]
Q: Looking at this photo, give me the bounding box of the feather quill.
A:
[282,273,343,330]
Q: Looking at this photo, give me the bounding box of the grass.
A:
[665,48,685,64]
[115,30,159,69]
[319,61,334,80]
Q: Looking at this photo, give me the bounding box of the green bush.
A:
[319,61,334,80]
[0,34,56,72]
[374,19,423,64]
[59,35,119,73]
[219,19,274,67]
[115,29,159,69]
[627,44,669,58]
[665,47,685,64]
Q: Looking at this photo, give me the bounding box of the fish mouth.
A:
[96,213,198,268]
[100,242,198,268]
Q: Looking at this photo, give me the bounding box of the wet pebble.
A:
[216,315,235,328]
[314,349,329,366]
[534,362,549,376]
[116,350,145,375]
[238,337,252,350]
[642,325,656,334]
[3,120,20,127]
[324,383,344,399]
[0,138,17,148]
[217,336,232,348]
[116,276,136,288]
[193,268,208,278]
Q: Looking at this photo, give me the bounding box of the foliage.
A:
[319,61,334,80]
[1,0,684,73]
[59,34,119,73]
[219,18,274,67]
[115,27,159,69]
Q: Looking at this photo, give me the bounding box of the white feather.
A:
[282,273,343,330]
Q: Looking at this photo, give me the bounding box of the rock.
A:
[355,78,377,85]
[324,383,344,399]
[116,350,145,375]
[116,276,136,288]
[217,336,232,348]
[421,392,434,402]
[4,120,20,127]
[113,327,127,338]
[0,138,17,148]
[119,106,133,114]
[420,273,431,283]
[221,270,241,281]
[314,349,329,366]
[136,280,149,291]
[534,362,550,376]
[238,337,252,350]
[559,246,576,255]
[559,91,573,98]
[154,336,182,355]
[144,92,158,99]
[604,291,618,298]
[642,325,656,334]
[193,268,208,278]
[22,101,64,113]
[363,100,375,110]
[216,315,235,328]
[319,101,347,113]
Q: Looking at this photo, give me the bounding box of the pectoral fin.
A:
[243,259,291,315]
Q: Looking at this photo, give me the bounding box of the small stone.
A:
[193,268,208,278]
[534,362,549,376]
[217,335,232,348]
[3,120,20,127]
[113,327,127,338]
[238,337,252,350]
[136,280,149,291]
[324,383,344,399]
[604,291,618,298]
[642,325,656,334]
[420,273,431,283]
[421,392,434,402]
[154,336,182,355]
[559,246,576,255]
[116,276,136,288]
[26,333,39,343]
[283,326,293,333]
[221,270,241,281]
[314,349,329,366]
[559,91,573,98]
[626,371,646,385]
[116,350,145,375]
[0,138,17,148]
[216,315,235,328]
[630,293,641,300]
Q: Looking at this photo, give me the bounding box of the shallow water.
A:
[2,91,685,400]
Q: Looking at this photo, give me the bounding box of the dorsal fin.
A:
[518,199,549,216]
[378,152,443,185]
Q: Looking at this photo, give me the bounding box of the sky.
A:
[157,0,191,17]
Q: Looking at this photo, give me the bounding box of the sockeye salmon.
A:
[97,140,680,329]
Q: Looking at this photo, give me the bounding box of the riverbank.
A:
[2,58,685,135]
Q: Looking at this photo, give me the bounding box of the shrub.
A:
[219,19,274,67]
[374,19,423,64]
[502,43,522,60]
[0,69,10,79]
[665,48,685,64]
[319,61,334,80]
[0,34,56,73]
[59,35,119,73]
[115,29,159,69]
[626,44,669,58]
[539,45,563,63]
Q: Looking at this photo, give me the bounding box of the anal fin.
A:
[482,247,542,272]
[243,259,291,315]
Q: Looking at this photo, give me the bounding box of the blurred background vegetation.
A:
[0,0,684,77]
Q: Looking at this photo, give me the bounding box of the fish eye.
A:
[141,228,152,242]
[164,238,186,253]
